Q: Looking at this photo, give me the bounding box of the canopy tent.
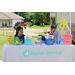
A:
[70,12,71,34]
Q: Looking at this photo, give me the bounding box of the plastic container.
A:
[35,41,40,45]
[55,34,60,44]
[24,35,32,45]
[38,40,42,44]
[38,36,42,44]
[56,38,64,44]
[45,38,54,45]
[59,38,64,44]
[56,40,60,44]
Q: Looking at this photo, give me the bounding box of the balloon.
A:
[54,20,70,38]
[57,20,70,31]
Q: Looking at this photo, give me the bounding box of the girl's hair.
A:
[51,25,56,30]
[16,27,23,35]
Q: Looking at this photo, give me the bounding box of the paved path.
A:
[0,28,50,37]
[24,28,50,33]
[0,28,50,33]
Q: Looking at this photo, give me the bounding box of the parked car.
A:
[14,21,27,29]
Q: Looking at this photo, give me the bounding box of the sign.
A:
[23,50,62,57]
[64,34,72,45]
[7,34,14,45]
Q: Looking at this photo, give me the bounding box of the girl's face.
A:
[18,28,23,35]
[51,28,55,35]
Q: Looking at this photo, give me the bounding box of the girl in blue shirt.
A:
[15,27,25,44]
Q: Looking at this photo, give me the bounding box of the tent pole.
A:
[50,17,51,33]
[70,12,71,34]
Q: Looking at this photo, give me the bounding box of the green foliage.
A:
[72,39,75,45]
[42,12,50,25]
[14,12,50,25]
[38,34,45,41]
[52,17,55,25]
[33,12,50,25]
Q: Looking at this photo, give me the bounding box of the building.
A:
[0,12,24,28]
[50,12,75,39]
[50,12,75,25]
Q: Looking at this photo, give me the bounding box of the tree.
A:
[42,12,50,25]
[14,12,30,21]
[33,12,46,25]
[14,12,50,25]
[33,12,50,25]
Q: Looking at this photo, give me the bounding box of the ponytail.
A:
[16,27,23,35]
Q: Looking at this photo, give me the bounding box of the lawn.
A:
[0,36,38,60]
[0,33,15,36]
[27,25,50,29]
[0,28,15,30]
[0,37,7,60]
[0,25,50,30]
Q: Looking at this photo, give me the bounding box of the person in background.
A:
[49,25,57,43]
[15,27,25,44]
[49,25,56,35]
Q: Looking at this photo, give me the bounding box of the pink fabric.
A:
[49,33,53,35]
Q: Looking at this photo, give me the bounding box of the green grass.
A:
[0,25,50,30]
[0,37,7,60]
[0,33,14,36]
[27,25,50,29]
[0,36,38,60]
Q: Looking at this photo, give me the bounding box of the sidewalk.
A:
[24,33,38,37]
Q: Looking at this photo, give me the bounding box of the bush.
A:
[38,34,45,41]
[72,39,75,45]
[44,31,50,34]
[48,31,50,33]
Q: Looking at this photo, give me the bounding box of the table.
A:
[2,43,75,62]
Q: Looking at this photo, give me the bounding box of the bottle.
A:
[38,36,42,44]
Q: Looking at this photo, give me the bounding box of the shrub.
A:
[38,34,45,41]
[44,31,50,34]
[72,39,75,45]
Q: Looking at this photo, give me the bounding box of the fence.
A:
[0,30,15,36]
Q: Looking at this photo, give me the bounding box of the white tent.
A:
[70,12,71,34]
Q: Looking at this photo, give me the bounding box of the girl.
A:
[49,25,57,43]
[49,25,56,35]
[15,27,25,44]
